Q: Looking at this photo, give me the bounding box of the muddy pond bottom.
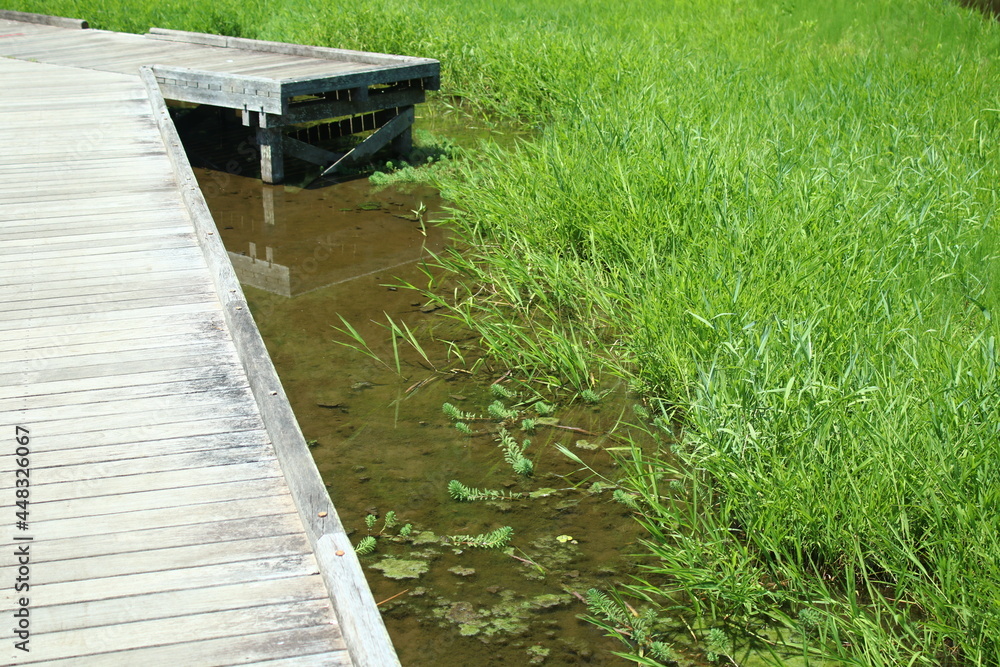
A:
[194,169,647,666]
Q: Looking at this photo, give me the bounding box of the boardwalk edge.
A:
[139,66,401,667]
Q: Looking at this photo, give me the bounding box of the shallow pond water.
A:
[193,166,652,666]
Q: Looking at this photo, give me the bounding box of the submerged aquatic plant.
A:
[490,382,516,399]
[583,588,675,661]
[488,400,519,420]
[442,402,475,421]
[447,526,514,549]
[448,479,524,502]
[355,536,377,555]
[533,401,555,417]
[498,428,533,477]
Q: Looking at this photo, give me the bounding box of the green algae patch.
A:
[370,557,429,580]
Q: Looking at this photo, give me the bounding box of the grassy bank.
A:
[10,0,1000,662]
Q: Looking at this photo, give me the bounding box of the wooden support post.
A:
[391,105,414,157]
[256,113,284,185]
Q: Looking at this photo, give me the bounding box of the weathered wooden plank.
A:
[35,506,297,563]
[0,208,187,234]
[17,598,340,664]
[0,291,218,326]
[144,28,228,47]
[4,415,264,455]
[0,192,185,220]
[0,327,227,369]
[0,312,223,351]
[0,269,210,304]
[38,575,332,634]
[2,280,213,318]
[31,464,282,512]
[252,654,353,667]
[32,434,271,486]
[37,553,319,607]
[2,325,227,361]
[0,299,218,335]
[0,256,207,287]
[15,383,258,429]
[31,531,313,582]
[279,63,441,96]
[34,625,350,666]
[152,64,284,114]
[36,495,300,547]
[0,9,88,29]
[10,390,257,441]
[0,427,265,473]
[0,347,242,391]
[1,272,208,309]
[148,26,425,66]
[35,479,289,529]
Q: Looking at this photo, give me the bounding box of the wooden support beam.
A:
[318,106,415,178]
[152,65,284,115]
[256,116,284,185]
[392,108,414,156]
[278,87,424,125]
[282,135,341,167]
[279,66,440,98]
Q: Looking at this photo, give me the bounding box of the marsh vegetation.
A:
[19,0,1000,662]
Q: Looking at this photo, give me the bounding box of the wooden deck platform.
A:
[0,44,398,666]
[0,10,440,183]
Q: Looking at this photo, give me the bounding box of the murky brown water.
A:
[192,164,648,666]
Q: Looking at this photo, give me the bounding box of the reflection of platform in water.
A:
[209,175,445,298]
[229,247,292,297]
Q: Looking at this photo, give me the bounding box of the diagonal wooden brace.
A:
[318,106,414,178]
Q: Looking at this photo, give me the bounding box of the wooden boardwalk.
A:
[0,11,439,183]
[0,45,397,667]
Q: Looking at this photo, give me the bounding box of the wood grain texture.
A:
[0,55,352,665]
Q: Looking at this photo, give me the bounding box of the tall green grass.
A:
[10,0,1000,661]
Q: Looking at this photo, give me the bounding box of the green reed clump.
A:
[422,1,1000,661]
